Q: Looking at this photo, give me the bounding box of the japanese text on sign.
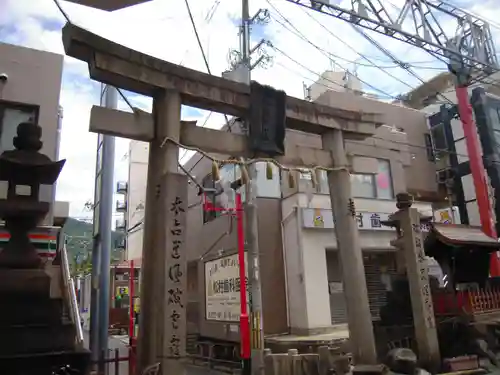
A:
[166,193,186,358]
[302,208,432,231]
[205,253,249,321]
[411,221,436,329]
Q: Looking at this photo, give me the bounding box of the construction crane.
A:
[284,0,500,276]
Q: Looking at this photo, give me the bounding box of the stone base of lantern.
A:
[0,267,91,375]
[0,199,50,269]
[0,269,51,295]
[0,250,43,269]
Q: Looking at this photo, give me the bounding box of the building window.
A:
[350,159,393,199]
[0,101,39,152]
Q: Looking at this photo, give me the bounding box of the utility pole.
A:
[220,5,271,369]
[240,2,267,373]
[90,84,117,369]
[223,2,271,373]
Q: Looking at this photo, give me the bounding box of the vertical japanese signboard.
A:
[407,209,436,329]
[409,214,436,330]
[402,208,440,365]
[163,173,188,365]
[205,252,249,321]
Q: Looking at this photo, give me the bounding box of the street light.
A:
[200,177,251,375]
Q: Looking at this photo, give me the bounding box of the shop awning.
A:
[427,223,500,249]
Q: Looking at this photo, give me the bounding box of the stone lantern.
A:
[0,121,65,269]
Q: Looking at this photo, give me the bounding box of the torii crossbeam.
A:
[62,22,386,373]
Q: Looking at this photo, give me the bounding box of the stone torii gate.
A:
[62,23,385,374]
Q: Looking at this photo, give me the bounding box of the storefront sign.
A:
[302,208,439,231]
[205,253,249,322]
[116,286,129,296]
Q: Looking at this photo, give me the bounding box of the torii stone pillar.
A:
[385,193,440,371]
[138,90,188,375]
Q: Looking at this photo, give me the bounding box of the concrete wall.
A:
[314,89,439,200]
[281,126,411,199]
[0,42,64,224]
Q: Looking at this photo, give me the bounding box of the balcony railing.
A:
[114,237,126,249]
[116,181,128,195]
[116,200,127,212]
[115,219,126,231]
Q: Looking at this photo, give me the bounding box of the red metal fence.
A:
[91,347,136,375]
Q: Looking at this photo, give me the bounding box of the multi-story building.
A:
[0,42,69,223]
[121,140,148,261]
[405,70,500,232]
[123,69,456,340]
[183,75,453,338]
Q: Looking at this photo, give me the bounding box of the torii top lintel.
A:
[61,23,385,137]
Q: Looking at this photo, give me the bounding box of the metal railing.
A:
[60,233,84,347]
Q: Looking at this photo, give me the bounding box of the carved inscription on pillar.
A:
[410,215,436,330]
[163,173,188,363]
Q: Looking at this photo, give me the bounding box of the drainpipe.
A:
[280,207,297,332]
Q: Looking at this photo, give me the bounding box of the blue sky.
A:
[1,0,499,217]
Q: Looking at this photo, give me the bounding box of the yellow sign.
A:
[439,210,451,224]
[313,208,324,228]
[116,286,129,296]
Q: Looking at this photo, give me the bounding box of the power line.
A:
[52,0,137,114]
[269,0,497,109]
[271,44,393,99]
[267,5,399,99]
[184,0,211,75]
[271,0,440,92]
[182,0,234,173]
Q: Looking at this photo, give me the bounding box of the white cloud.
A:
[1,0,499,217]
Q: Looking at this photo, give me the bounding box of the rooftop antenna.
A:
[303,82,311,101]
[353,60,359,77]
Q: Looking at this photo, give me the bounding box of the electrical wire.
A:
[52,0,137,113]
[53,0,72,24]
[271,0,500,109]
[269,2,458,106]
[271,45,391,99]
[128,128,473,237]
[270,0,430,92]
[182,0,234,172]
[184,0,211,75]
[267,7,399,99]
[160,134,472,172]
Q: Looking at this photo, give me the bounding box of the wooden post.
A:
[389,194,440,370]
[137,90,186,375]
[322,130,377,365]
